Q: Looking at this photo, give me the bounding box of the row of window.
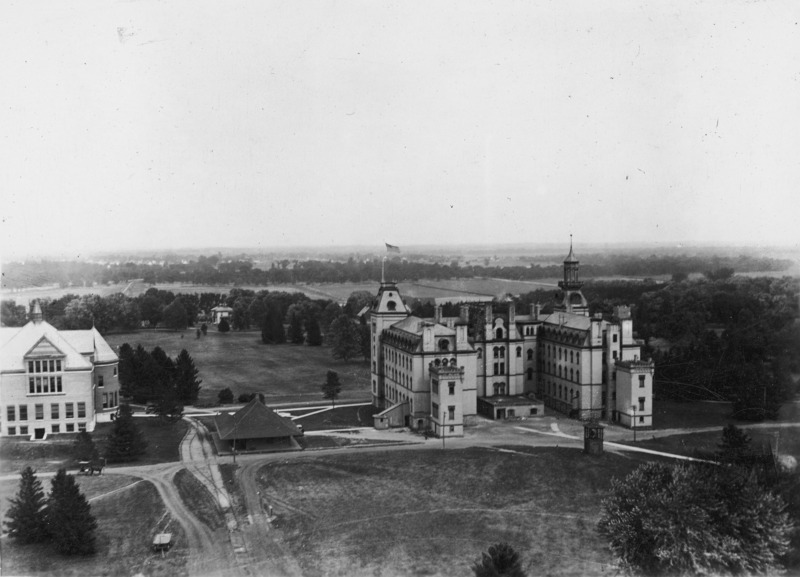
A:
[431,403,456,421]
[477,347,535,361]
[542,363,581,382]
[29,376,63,395]
[6,423,86,436]
[28,359,62,374]
[7,402,86,422]
[431,380,456,396]
[543,345,581,364]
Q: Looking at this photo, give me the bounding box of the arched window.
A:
[527,349,533,361]
[387,300,397,311]
[570,351,574,363]
[439,339,450,352]
[527,368,533,381]
[434,358,441,367]
[576,370,580,382]
[570,368,574,381]
[450,358,457,367]
[576,352,581,363]
[477,348,483,359]
[495,328,504,340]
[499,347,505,359]
[516,347,522,358]
[493,347,499,358]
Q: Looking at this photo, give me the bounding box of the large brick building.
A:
[0,302,120,438]
[369,243,654,436]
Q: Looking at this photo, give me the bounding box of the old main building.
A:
[369,245,654,436]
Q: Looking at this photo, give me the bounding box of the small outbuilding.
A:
[214,398,303,453]
[477,395,544,420]
[210,305,234,325]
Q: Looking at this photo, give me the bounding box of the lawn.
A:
[0,474,187,577]
[0,418,189,475]
[621,425,800,462]
[291,403,381,431]
[104,330,372,406]
[255,446,656,577]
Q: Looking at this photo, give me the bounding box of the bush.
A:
[218,387,234,404]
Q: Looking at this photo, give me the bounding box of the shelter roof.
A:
[215,398,301,440]
[541,312,594,331]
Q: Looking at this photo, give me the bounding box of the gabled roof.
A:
[541,312,594,331]
[210,305,233,312]
[215,398,301,440]
[390,316,455,337]
[0,320,99,372]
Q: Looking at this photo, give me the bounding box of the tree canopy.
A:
[321,370,342,407]
[328,314,362,362]
[472,543,527,577]
[105,404,148,463]
[598,462,792,576]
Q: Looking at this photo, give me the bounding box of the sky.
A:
[1,0,798,260]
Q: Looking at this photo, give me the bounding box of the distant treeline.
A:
[1,252,792,290]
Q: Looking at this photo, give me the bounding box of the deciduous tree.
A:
[162,298,188,331]
[72,431,99,462]
[328,314,362,362]
[598,462,792,576]
[218,387,234,404]
[321,370,342,408]
[305,315,323,346]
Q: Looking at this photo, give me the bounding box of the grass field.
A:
[104,330,372,406]
[0,418,189,475]
[256,446,657,577]
[0,474,187,577]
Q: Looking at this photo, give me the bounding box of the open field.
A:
[256,446,658,577]
[0,474,188,577]
[104,330,372,406]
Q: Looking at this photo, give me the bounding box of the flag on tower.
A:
[385,243,401,253]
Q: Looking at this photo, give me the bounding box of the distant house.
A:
[210,305,233,325]
[0,302,120,438]
[213,397,303,452]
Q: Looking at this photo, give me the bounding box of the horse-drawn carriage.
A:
[77,458,106,476]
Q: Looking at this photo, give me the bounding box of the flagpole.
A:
[381,256,386,284]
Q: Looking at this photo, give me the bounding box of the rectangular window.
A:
[113,366,117,376]
[35,404,44,420]
[49,360,55,372]
[51,404,59,419]
[612,351,618,360]
[28,361,34,373]
[8,427,16,436]
[613,334,618,343]
[432,380,439,395]
[77,402,86,418]
[7,406,15,422]
[66,423,74,432]
[102,394,108,409]
[448,406,455,420]
[638,397,645,412]
[56,359,61,371]
[449,426,454,433]
[29,378,35,394]
[493,362,499,375]
[78,422,86,432]
[639,375,646,387]
[98,375,104,387]
[19,405,28,421]
[57,376,62,392]
[20,426,28,435]
[65,403,74,419]
[448,382,455,395]
[51,424,60,434]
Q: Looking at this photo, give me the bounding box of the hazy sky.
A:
[2,0,798,260]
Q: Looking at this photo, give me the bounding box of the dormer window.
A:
[439,339,450,352]
[387,300,397,311]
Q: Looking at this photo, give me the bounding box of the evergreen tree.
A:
[717,423,752,464]
[321,370,342,408]
[117,342,135,398]
[305,315,323,346]
[46,469,97,556]
[472,543,527,577]
[218,318,230,333]
[260,303,286,344]
[328,314,362,362]
[4,466,48,544]
[73,431,99,462]
[105,404,148,463]
[174,349,202,404]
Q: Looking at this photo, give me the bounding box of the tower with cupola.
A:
[368,274,410,408]
[555,236,589,316]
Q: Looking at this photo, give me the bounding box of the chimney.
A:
[460,304,469,323]
[485,303,493,326]
[30,301,43,324]
[535,303,542,320]
[508,302,516,324]
[434,305,442,324]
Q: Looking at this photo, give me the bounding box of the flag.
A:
[385,243,400,253]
